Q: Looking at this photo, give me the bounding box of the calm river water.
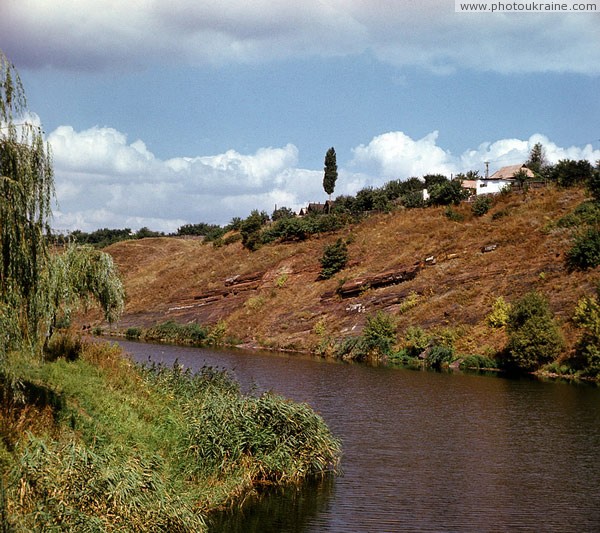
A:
[116,339,600,532]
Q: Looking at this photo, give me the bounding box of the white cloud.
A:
[457,134,600,175]
[46,123,600,233]
[1,0,598,74]
[351,131,454,178]
[47,124,323,232]
[350,130,600,185]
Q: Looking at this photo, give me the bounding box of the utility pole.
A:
[484,161,489,179]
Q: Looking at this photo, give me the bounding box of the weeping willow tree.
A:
[0,51,124,361]
[0,51,54,357]
[43,243,125,336]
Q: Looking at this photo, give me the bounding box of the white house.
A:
[464,164,536,196]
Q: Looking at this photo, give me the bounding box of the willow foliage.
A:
[44,244,125,329]
[0,51,124,360]
[0,51,54,357]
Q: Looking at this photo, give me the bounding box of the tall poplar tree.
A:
[323,147,338,201]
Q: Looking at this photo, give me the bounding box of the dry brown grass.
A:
[96,186,597,356]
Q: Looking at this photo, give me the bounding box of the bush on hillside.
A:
[472,196,492,217]
[571,292,600,377]
[403,326,430,358]
[361,311,397,359]
[425,345,454,369]
[240,210,270,251]
[566,227,600,271]
[503,291,564,372]
[557,201,600,228]
[428,180,470,206]
[318,239,348,280]
[402,190,425,208]
[549,159,594,188]
[587,162,600,202]
[487,296,512,328]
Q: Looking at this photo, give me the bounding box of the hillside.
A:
[98,186,596,359]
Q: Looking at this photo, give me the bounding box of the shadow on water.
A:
[206,475,336,533]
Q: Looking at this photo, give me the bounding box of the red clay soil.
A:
[91,187,597,357]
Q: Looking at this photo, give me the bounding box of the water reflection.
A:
[207,476,336,533]
[117,339,600,532]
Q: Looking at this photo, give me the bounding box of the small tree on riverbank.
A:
[503,291,564,372]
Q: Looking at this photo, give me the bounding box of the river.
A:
[116,339,600,532]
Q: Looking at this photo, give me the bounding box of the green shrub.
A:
[549,159,594,188]
[125,327,142,339]
[144,321,208,345]
[487,296,512,328]
[503,291,564,372]
[572,293,600,377]
[566,228,600,270]
[444,207,464,222]
[397,291,420,314]
[402,190,425,208]
[556,201,600,228]
[223,233,242,246]
[333,336,363,361]
[206,320,227,346]
[428,180,470,206]
[361,311,397,358]
[459,355,499,371]
[240,210,269,251]
[403,326,430,358]
[263,216,309,242]
[471,196,492,217]
[587,163,600,201]
[319,239,348,280]
[425,345,454,369]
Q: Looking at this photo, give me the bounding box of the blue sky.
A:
[1,0,599,232]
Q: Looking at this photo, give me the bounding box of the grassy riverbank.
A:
[0,339,341,531]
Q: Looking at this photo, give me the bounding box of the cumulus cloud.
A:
[1,0,598,74]
[47,125,323,232]
[350,130,600,185]
[351,131,454,178]
[46,124,600,233]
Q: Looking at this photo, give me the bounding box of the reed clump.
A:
[1,340,341,531]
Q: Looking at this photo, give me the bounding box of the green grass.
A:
[1,340,341,531]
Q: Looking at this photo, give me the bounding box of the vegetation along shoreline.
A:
[92,174,600,385]
[2,43,600,530]
[0,50,341,530]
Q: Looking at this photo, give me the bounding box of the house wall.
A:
[475,179,512,195]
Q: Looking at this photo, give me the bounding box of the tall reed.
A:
[1,341,341,530]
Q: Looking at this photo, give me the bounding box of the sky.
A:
[1,0,599,233]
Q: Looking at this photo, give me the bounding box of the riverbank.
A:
[87,186,600,381]
[113,337,600,533]
[0,339,341,531]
